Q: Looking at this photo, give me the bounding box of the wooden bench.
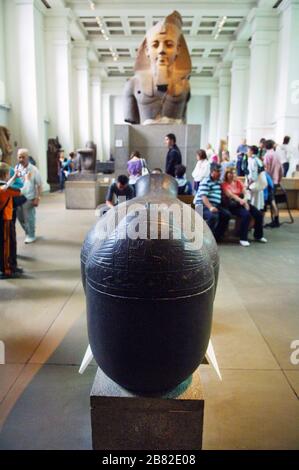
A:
[177,194,194,208]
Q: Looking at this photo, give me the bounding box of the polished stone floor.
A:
[0,192,298,449]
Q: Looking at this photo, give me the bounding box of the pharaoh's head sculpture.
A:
[136,11,191,91]
[123,11,192,124]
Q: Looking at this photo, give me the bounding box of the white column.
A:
[216,63,231,149]
[90,67,103,160]
[275,0,299,150]
[246,8,279,143]
[0,0,6,106]
[208,94,219,152]
[228,42,250,156]
[72,41,91,149]
[14,0,48,188]
[0,0,9,126]
[45,8,74,156]
[102,93,111,161]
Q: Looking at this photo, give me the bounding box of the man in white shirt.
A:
[277,136,293,177]
[15,148,42,243]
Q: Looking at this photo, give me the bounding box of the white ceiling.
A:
[46,0,280,77]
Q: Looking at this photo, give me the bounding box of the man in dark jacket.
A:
[164,133,182,177]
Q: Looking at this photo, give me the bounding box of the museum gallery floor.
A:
[0,192,299,450]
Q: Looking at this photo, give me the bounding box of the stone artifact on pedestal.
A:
[68,148,97,181]
[47,137,62,192]
[82,10,217,448]
[65,148,100,209]
[82,173,219,449]
[123,11,191,125]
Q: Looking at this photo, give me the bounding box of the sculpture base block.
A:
[113,124,201,181]
[90,367,204,450]
[65,180,101,209]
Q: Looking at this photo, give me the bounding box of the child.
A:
[0,162,29,278]
[175,164,193,195]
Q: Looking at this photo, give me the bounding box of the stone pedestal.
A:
[65,180,101,209]
[114,124,201,180]
[97,175,115,204]
[90,367,204,450]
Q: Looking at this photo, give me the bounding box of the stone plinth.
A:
[65,180,101,209]
[90,367,204,450]
[96,175,115,205]
[114,124,201,180]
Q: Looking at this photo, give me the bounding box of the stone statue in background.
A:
[0,126,13,165]
[68,148,97,181]
[47,136,62,191]
[86,141,97,160]
[123,11,191,125]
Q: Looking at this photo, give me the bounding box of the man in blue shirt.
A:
[236,138,248,157]
[236,138,249,176]
[194,163,231,242]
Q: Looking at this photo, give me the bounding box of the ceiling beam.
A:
[71,1,255,18]
[98,57,220,67]
[91,36,231,49]
[48,0,66,6]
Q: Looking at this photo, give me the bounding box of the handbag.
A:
[141,158,149,176]
[228,199,241,209]
[249,171,268,192]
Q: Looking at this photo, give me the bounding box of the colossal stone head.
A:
[135,11,191,90]
[123,11,191,124]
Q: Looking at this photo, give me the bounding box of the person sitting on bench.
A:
[194,163,231,243]
[222,169,267,247]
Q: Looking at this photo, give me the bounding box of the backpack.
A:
[241,154,249,176]
[254,156,264,174]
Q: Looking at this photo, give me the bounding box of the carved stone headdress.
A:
[134,11,191,81]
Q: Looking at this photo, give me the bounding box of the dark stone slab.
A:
[90,367,204,450]
[96,161,115,174]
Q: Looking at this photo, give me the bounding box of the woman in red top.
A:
[221,169,267,247]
